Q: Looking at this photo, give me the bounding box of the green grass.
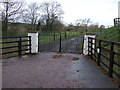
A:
[86,27,120,84]
[1,37,30,58]
[39,31,82,45]
[86,26,120,42]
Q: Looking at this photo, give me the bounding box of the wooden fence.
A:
[88,37,120,84]
[0,36,31,58]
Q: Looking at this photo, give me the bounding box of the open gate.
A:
[38,31,84,54]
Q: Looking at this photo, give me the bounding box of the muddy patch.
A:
[71,57,79,61]
[52,55,63,59]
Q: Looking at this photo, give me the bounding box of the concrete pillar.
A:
[83,33,96,55]
[28,32,38,53]
[118,1,120,18]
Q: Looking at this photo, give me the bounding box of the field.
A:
[39,31,83,45]
[1,37,31,58]
[86,27,120,42]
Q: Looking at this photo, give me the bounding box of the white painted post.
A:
[83,34,96,55]
[118,1,120,18]
[28,32,38,53]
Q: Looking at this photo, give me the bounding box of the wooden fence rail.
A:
[88,37,120,84]
[0,36,31,58]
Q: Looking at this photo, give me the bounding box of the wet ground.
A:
[2,52,118,88]
[39,36,83,54]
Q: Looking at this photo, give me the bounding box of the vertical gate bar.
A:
[65,32,67,38]
[97,40,101,66]
[18,37,22,57]
[54,33,55,41]
[59,35,61,52]
[109,42,114,78]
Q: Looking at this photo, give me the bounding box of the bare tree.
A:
[22,2,40,25]
[0,0,25,36]
[75,18,92,27]
[21,2,40,30]
[75,19,82,26]
[40,1,64,31]
[89,22,99,31]
[75,18,92,32]
[99,25,105,34]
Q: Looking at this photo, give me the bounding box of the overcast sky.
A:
[26,0,119,27]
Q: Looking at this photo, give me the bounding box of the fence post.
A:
[90,38,93,59]
[29,36,32,54]
[97,40,101,66]
[18,37,22,57]
[88,37,90,56]
[109,42,114,78]
[59,35,61,52]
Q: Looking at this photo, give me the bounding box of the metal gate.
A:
[38,31,84,54]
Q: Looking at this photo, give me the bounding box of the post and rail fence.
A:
[88,37,120,84]
[0,36,31,58]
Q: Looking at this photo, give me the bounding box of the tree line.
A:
[0,0,105,37]
[0,0,64,36]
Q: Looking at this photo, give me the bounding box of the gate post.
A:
[28,32,38,53]
[83,33,96,55]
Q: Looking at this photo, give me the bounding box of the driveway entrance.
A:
[2,52,117,88]
[38,32,84,54]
